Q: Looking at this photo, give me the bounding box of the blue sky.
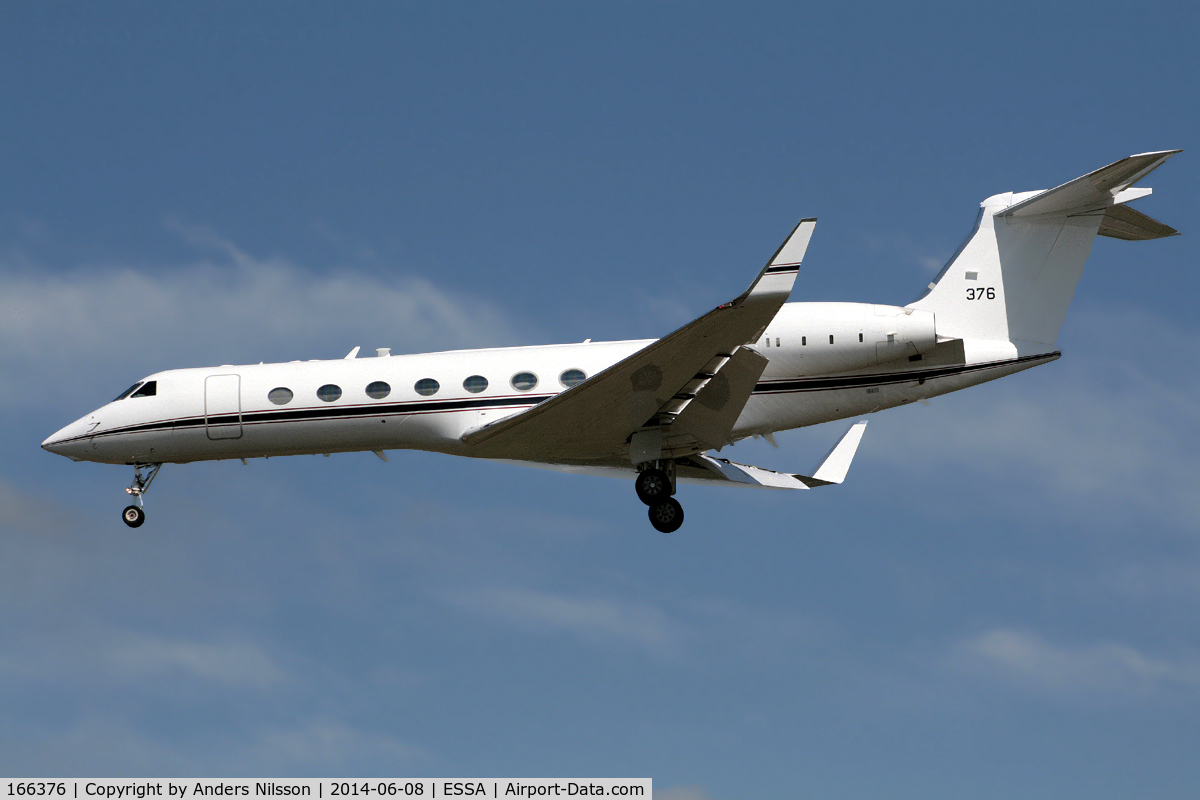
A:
[3,2,1198,796]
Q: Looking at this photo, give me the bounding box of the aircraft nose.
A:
[42,427,72,455]
[42,419,93,460]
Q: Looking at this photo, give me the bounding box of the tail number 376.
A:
[966,287,996,300]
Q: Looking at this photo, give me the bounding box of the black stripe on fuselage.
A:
[69,353,1058,445]
[68,393,556,444]
[753,351,1057,394]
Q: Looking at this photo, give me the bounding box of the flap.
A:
[671,346,770,451]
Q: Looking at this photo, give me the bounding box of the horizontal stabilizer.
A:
[679,421,868,490]
[1003,150,1180,218]
[1098,204,1179,240]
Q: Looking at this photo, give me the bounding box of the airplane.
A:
[42,150,1180,532]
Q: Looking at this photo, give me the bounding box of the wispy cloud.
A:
[244,719,424,773]
[1,222,526,414]
[103,632,291,688]
[0,629,291,690]
[861,230,951,275]
[0,477,75,532]
[0,715,423,776]
[439,586,684,657]
[951,627,1200,702]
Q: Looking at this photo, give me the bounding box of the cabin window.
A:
[131,381,157,398]
[463,375,488,394]
[317,384,342,402]
[560,369,586,388]
[366,381,391,399]
[802,336,807,346]
[776,337,780,347]
[859,333,864,342]
[114,382,143,401]
[829,335,835,344]
[415,378,440,396]
[511,372,538,391]
[268,387,294,405]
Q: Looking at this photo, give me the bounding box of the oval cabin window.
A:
[463,375,488,394]
[268,387,293,405]
[414,378,440,396]
[559,369,586,388]
[511,372,538,391]
[316,384,342,402]
[366,381,391,399]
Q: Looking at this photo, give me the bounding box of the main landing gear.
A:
[122,463,161,528]
[635,461,684,533]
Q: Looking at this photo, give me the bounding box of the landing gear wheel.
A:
[635,468,671,505]
[122,505,145,528]
[648,497,684,533]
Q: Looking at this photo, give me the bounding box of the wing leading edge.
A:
[462,219,817,464]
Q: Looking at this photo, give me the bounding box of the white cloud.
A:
[0,628,291,689]
[245,719,423,772]
[862,229,951,274]
[951,627,1200,702]
[440,586,684,657]
[0,477,75,532]
[1,221,525,414]
[0,715,422,775]
[103,632,291,688]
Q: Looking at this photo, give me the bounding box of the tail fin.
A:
[908,150,1180,349]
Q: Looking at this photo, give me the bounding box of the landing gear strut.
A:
[123,463,161,528]
[636,460,685,532]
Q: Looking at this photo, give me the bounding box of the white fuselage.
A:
[42,301,1055,468]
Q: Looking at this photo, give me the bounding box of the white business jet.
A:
[43,151,1179,531]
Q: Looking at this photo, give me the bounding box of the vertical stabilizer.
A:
[908,151,1179,349]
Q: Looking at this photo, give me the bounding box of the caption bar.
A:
[4,782,651,799]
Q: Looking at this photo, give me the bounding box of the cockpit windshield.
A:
[114,382,143,401]
[113,380,157,401]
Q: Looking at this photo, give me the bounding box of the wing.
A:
[462,218,817,463]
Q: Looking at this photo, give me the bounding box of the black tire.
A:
[648,497,684,533]
[635,468,671,505]
[122,505,145,528]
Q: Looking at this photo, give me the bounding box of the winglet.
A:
[737,218,817,304]
[797,421,868,487]
[768,217,818,269]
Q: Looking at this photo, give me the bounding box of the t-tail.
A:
[907,150,1180,355]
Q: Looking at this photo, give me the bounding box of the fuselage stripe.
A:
[64,353,1057,446]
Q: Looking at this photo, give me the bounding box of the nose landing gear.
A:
[122,463,161,528]
[636,461,685,532]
